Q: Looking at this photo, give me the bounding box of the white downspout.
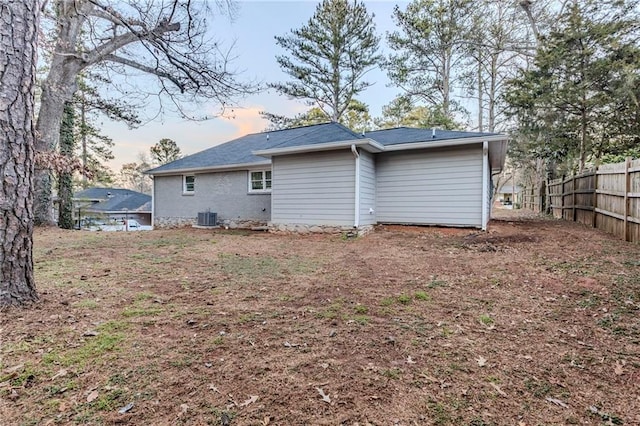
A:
[351,144,360,228]
[481,141,489,231]
[150,175,155,229]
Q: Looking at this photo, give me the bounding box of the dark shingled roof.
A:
[74,187,144,200]
[89,193,151,212]
[363,127,501,146]
[74,188,151,212]
[146,122,362,174]
[146,123,505,174]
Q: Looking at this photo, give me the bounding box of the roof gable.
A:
[74,187,143,200]
[74,187,151,212]
[95,193,151,212]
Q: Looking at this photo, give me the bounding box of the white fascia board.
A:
[253,138,384,158]
[146,161,272,176]
[381,134,508,152]
[86,210,152,214]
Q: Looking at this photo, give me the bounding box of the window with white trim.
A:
[183,175,195,194]
[249,170,271,192]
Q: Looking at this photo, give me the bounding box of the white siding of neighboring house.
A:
[376,145,483,227]
[153,170,271,224]
[359,150,376,226]
[271,150,355,226]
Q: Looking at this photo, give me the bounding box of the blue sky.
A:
[104,1,409,170]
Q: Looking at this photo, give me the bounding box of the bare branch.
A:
[104,53,184,92]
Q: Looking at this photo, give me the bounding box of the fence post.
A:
[592,168,598,228]
[624,157,631,242]
[560,177,565,219]
[572,175,576,222]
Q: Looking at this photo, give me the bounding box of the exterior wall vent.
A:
[197,212,218,226]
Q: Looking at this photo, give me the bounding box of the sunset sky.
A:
[102,1,408,171]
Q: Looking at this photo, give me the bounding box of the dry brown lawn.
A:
[1,211,639,425]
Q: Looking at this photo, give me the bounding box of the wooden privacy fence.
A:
[521,185,545,213]
[548,157,640,242]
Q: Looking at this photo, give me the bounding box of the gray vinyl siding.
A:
[153,170,270,223]
[359,150,376,225]
[271,150,355,226]
[376,145,483,227]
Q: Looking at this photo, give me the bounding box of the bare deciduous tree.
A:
[35,0,256,224]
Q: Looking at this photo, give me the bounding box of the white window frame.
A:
[248,170,272,193]
[183,175,195,194]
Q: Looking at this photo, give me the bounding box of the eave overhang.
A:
[252,138,384,158]
[145,160,272,176]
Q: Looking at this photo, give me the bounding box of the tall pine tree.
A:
[270,0,381,122]
[0,0,40,306]
[386,0,474,123]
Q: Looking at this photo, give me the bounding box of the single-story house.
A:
[74,187,152,227]
[146,122,508,232]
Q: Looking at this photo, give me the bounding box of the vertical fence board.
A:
[520,158,639,243]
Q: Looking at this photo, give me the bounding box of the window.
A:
[183,175,195,194]
[249,170,271,192]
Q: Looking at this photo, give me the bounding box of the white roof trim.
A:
[253,134,509,169]
[146,160,272,176]
[381,134,508,152]
[83,209,152,214]
[253,138,384,158]
[148,134,510,176]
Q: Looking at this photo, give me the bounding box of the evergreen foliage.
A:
[271,0,381,122]
[374,96,462,130]
[386,0,474,121]
[151,138,182,165]
[505,0,640,174]
[261,100,372,131]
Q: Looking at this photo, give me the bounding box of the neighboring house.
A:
[146,123,508,232]
[74,187,152,227]
[497,185,521,207]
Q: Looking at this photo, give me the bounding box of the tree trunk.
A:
[0,0,40,306]
[32,3,85,225]
[58,102,75,229]
[81,93,88,188]
[578,44,588,174]
[442,50,451,118]
[477,51,484,132]
[34,69,78,225]
[488,54,497,132]
[520,0,540,41]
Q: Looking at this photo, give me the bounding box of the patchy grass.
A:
[41,321,127,369]
[216,252,318,284]
[414,290,431,301]
[478,314,495,326]
[2,215,639,425]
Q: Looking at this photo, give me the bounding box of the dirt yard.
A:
[1,211,639,425]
